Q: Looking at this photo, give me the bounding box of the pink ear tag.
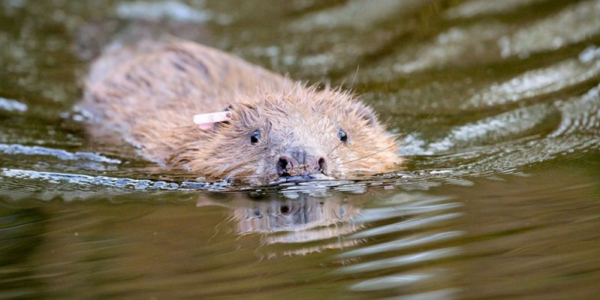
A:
[193,111,232,130]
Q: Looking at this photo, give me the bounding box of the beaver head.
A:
[169,82,400,185]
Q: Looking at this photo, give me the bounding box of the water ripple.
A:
[0,96,27,113]
[446,0,548,19]
[350,273,434,291]
[290,0,430,32]
[500,0,600,58]
[465,53,600,108]
[350,213,463,240]
[338,231,463,258]
[0,144,121,164]
[335,247,460,274]
[0,168,194,191]
[115,1,211,23]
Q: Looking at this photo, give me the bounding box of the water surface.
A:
[1,0,600,299]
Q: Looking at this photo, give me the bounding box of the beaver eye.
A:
[338,129,348,143]
[250,129,261,144]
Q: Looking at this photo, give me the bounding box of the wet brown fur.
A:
[82,39,400,185]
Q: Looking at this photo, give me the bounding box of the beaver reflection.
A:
[197,191,368,250]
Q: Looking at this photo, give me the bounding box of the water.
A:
[1,0,599,299]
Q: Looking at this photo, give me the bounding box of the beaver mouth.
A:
[276,155,327,180]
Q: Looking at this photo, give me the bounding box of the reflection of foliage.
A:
[0,207,48,297]
[0,208,46,265]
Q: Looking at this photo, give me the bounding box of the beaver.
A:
[82,39,401,185]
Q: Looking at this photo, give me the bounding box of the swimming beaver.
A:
[82,40,400,185]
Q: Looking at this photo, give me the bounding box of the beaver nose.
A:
[277,147,327,178]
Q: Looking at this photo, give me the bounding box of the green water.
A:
[1,0,599,299]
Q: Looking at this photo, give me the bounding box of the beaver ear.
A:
[355,103,378,127]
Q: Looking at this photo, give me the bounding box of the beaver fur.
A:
[82,40,400,185]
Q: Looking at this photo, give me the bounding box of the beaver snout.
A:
[276,147,327,178]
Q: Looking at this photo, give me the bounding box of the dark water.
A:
[1,0,600,299]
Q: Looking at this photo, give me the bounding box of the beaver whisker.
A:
[326,141,343,158]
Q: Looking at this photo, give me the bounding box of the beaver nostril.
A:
[318,157,327,174]
[277,156,291,176]
[278,154,325,178]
